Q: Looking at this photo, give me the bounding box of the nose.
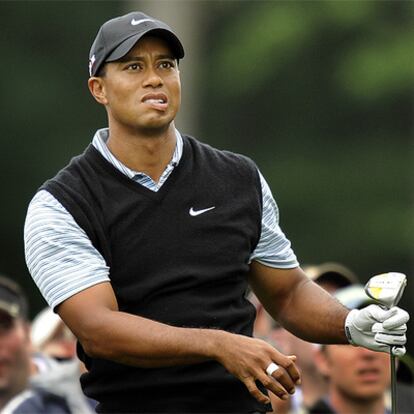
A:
[142,67,163,88]
[358,346,378,359]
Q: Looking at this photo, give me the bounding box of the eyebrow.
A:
[117,54,176,63]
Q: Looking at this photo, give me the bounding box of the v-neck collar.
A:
[84,137,190,202]
[91,128,183,190]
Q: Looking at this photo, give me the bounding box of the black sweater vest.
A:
[42,135,268,413]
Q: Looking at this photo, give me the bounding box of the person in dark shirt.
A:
[24,11,409,413]
[0,275,70,414]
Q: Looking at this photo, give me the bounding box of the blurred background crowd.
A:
[1,263,413,412]
[0,0,412,412]
[250,263,414,413]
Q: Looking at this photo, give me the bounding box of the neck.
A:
[330,387,385,414]
[106,121,177,183]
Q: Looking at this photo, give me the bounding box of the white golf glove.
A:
[345,304,409,356]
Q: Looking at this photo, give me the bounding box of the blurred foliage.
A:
[200,0,413,281]
[0,0,120,311]
[0,1,412,351]
[208,1,414,100]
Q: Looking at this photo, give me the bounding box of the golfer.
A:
[24,12,409,413]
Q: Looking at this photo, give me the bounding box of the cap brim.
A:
[31,307,62,348]
[106,28,184,63]
[305,262,358,287]
[0,300,20,318]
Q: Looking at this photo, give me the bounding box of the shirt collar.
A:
[92,128,183,178]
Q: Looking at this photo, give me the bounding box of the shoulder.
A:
[41,145,97,190]
[27,189,68,213]
[37,145,109,227]
[183,134,259,174]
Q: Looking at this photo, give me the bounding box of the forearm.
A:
[275,278,349,343]
[59,301,224,368]
[90,311,302,404]
[58,282,303,404]
[249,263,350,344]
[80,309,224,367]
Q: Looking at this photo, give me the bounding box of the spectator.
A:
[0,275,70,413]
[302,262,358,293]
[31,307,76,360]
[30,307,96,413]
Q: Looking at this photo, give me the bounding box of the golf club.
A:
[365,272,407,414]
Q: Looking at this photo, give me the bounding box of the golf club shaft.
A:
[391,351,397,414]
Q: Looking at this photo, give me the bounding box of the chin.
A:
[141,116,175,130]
[351,388,386,402]
[136,122,172,136]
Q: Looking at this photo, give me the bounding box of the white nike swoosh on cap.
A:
[189,206,215,216]
[131,18,154,26]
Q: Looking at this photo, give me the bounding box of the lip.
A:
[356,367,382,382]
[141,92,168,111]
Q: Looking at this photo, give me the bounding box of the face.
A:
[0,312,30,403]
[316,345,390,402]
[41,322,76,360]
[90,35,181,135]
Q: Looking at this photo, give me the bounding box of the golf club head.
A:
[364,272,407,308]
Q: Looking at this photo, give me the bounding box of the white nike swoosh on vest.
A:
[131,18,154,26]
[189,206,215,216]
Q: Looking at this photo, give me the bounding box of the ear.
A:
[314,346,331,378]
[88,77,108,105]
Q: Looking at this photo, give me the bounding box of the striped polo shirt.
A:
[24,128,298,309]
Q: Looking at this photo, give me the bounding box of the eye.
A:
[159,61,175,70]
[126,63,142,71]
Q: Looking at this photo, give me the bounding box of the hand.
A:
[214,332,301,405]
[345,305,409,356]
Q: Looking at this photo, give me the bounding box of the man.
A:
[24,11,409,413]
[311,285,413,414]
[0,275,69,413]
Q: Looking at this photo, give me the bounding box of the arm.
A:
[249,173,409,352]
[249,261,350,344]
[57,282,220,367]
[57,282,300,405]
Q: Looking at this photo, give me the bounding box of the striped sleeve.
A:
[249,171,299,268]
[24,190,110,310]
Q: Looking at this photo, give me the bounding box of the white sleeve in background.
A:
[24,190,110,310]
[250,171,299,269]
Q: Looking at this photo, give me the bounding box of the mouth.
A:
[356,367,382,382]
[141,93,168,111]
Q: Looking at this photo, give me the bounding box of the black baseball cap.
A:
[303,262,359,289]
[89,11,185,77]
[0,276,28,320]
